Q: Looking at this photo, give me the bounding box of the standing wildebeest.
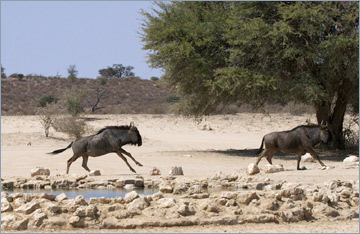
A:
[48,122,143,174]
[255,122,331,170]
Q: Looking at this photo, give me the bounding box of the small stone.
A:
[158,198,176,208]
[15,199,40,214]
[74,195,88,206]
[89,170,101,176]
[124,184,135,190]
[302,153,315,162]
[343,156,359,163]
[30,167,50,177]
[115,180,125,188]
[124,191,139,203]
[55,193,68,202]
[169,166,184,176]
[264,164,284,173]
[246,163,260,175]
[134,179,144,187]
[127,196,149,211]
[32,210,47,227]
[159,183,173,193]
[149,167,161,176]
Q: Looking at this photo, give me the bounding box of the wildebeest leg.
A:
[67,154,81,174]
[118,148,143,166]
[266,149,276,164]
[296,152,305,170]
[255,149,268,165]
[116,152,136,173]
[306,148,326,168]
[81,155,91,172]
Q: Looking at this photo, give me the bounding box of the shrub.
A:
[37,103,58,137]
[150,76,159,81]
[67,65,78,81]
[166,94,180,103]
[52,116,88,138]
[39,95,58,107]
[64,90,87,116]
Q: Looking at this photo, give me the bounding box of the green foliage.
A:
[98,64,135,78]
[141,2,231,116]
[142,2,358,110]
[39,94,58,107]
[65,90,87,116]
[166,94,180,104]
[150,76,160,81]
[141,1,359,147]
[9,73,24,79]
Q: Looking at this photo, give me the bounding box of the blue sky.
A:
[1,1,163,79]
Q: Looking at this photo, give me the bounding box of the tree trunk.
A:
[315,90,349,149]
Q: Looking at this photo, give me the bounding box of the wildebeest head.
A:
[319,121,332,144]
[129,122,142,146]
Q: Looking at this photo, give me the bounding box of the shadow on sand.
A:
[210,147,355,163]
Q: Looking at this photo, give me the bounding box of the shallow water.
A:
[7,188,158,200]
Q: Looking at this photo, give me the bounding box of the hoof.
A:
[297,166,307,170]
[137,162,143,167]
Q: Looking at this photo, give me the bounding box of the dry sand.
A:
[1,113,359,233]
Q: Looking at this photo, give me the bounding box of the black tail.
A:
[257,137,265,154]
[48,142,73,155]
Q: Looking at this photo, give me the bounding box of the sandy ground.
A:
[1,113,359,233]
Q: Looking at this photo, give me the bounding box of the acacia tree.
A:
[141,1,358,148]
[216,2,359,148]
[67,65,78,81]
[98,64,135,78]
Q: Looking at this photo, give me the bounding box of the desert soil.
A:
[1,113,359,233]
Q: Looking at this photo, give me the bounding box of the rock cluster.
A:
[1,174,358,231]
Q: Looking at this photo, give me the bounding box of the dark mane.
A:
[96,125,131,135]
[290,124,320,131]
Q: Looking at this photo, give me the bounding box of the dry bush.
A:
[52,116,89,138]
[37,103,58,137]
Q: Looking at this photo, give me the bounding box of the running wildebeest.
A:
[255,121,331,170]
[48,122,143,174]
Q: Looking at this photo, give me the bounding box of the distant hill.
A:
[1,76,171,115]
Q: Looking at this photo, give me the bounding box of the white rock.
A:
[264,164,284,173]
[343,156,359,163]
[114,180,125,188]
[169,166,184,175]
[89,170,101,176]
[301,153,315,162]
[158,198,176,208]
[30,167,50,177]
[55,193,68,202]
[124,191,139,203]
[246,163,260,175]
[127,196,149,210]
[149,167,161,176]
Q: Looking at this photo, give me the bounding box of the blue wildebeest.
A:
[255,122,331,170]
[48,122,143,174]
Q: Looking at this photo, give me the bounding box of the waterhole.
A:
[7,188,158,200]
[6,186,252,200]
